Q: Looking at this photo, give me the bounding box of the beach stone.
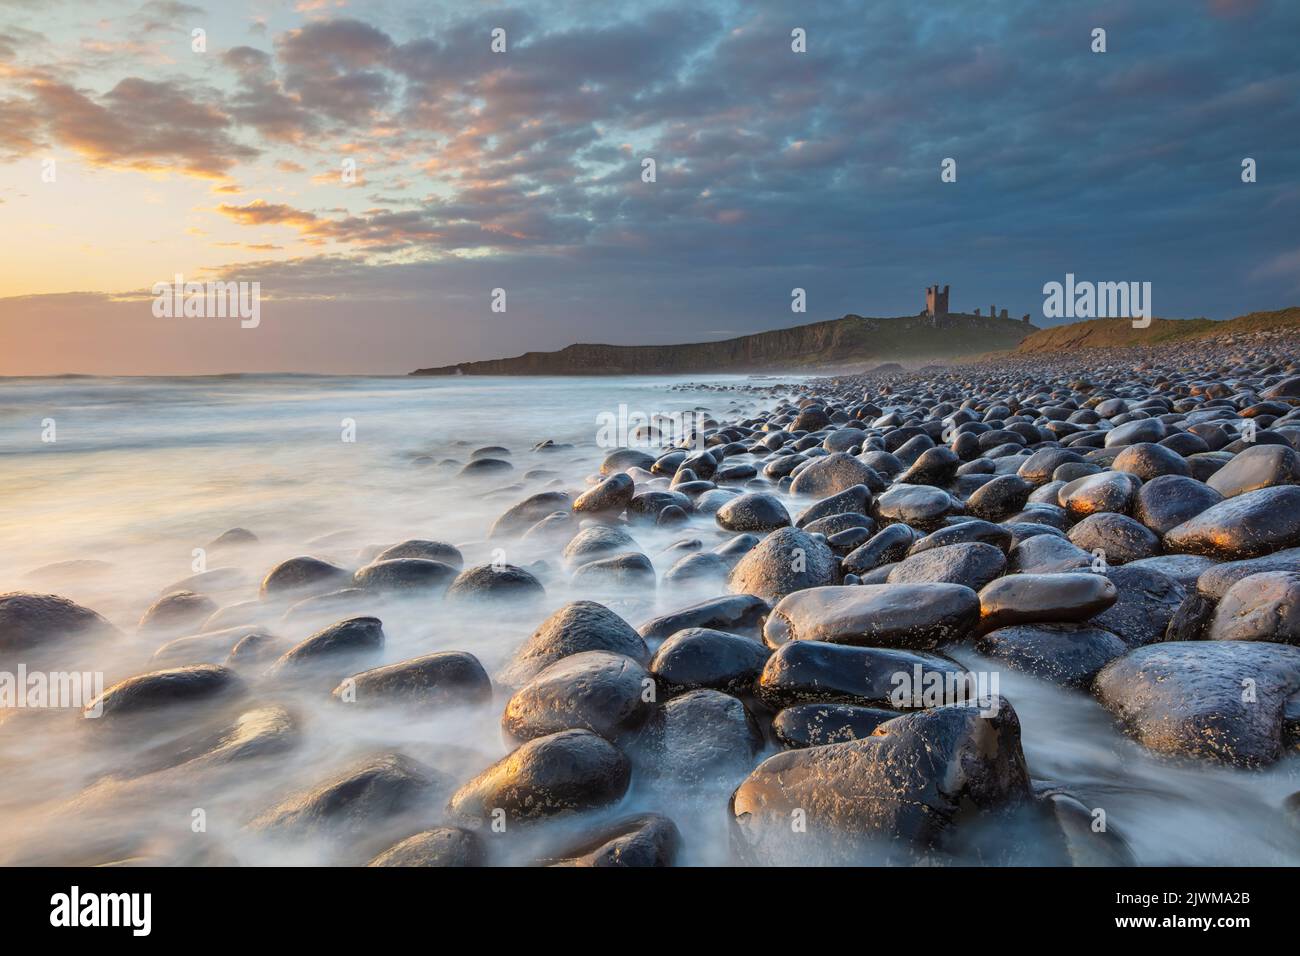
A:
[260,557,351,599]
[967,476,1034,522]
[1123,553,1217,588]
[1112,443,1191,481]
[1164,486,1300,559]
[1095,641,1300,767]
[756,640,968,708]
[268,616,385,675]
[210,527,258,548]
[151,625,276,667]
[1067,513,1161,565]
[789,452,878,497]
[897,446,961,485]
[1205,572,1300,644]
[887,542,1007,591]
[795,485,871,529]
[841,524,917,576]
[542,814,680,868]
[803,512,874,538]
[332,651,491,708]
[446,564,545,602]
[1059,472,1141,520]
[1008,533,1094,573]
[649,627,768,696]
[1132,475,1224,536]
[727,527,837,602]
[908,520,1012,555]
[874,485,958,531]
[1105,418,1167,448]
[636,689,763,788]
[460,458,512,478]
[716,493,791,533]
[250,752,446,838]
[1092,566,1187,647]
[600,450,660,476]
[772,703,898,748]
[1196,547,1300,600]
[574,473,635,515]
[159,567,246,596]
[562,525,638,568]
[137,591,219,634]
[1017,448,1085,485]
[662,552,731,584]
[227,631,287,667]
[489,491,571,538]
[764,583,979,650]
[353,558,458,594]
[374,540,464,568]
[499,600,647,687]
[85,664,243,722]
[978,573,1117,630]
[449,729,632,824]
[638,594,769,645]
[976,623,1128,688]
[502,650,654,744]
[730,700,1030,864]
[571,552,656,590]
[1207,444,1300,498]
[367,827,483,867]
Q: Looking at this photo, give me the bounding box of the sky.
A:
[0,0,1297,374]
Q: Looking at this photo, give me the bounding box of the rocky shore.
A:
[3,325,1300,866]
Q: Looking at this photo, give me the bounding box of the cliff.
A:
[411,312,1037,376]
[1014,307,1300,353]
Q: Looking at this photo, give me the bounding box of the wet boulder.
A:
[756,640,969,709]
[0,592,117,654]
[1091,566,1186,647]
[573,473,635,515]
[1164,486,1300,560]
[353,558,458,594]
[976,623,1128,688]
[841,524,917,576]
[635,689,763,788]
[715,492,791,533]
[727,527,837,602]
[374,539,464,568]
[448,729,632,824]
[367,827,484,867]
[637,594,769,645]
[85,664,244,722]
[499,600,647,688]
[978,573,1117,631]
[764,583,980,650]
[446,564,545,603]
[267,617,385,677]
[259,557,351,599]
[332,651,492,708]
[542,814,680,867]
[730,700,1031,864]
[1205,571,1300,644]
[873,485,960,531]
[887,542,1007,591]
[1066,513,1161,565]
[648,627,769,696]
[1007,533,1094,574]
[562,525,639,568]
[488,492,572,539]
[501,650,654,744]
[772,703,897,748]
[1132,475,1223,536]
[1206,444,1300,499]
[789,452,878,497]
[1095,641,1300,767]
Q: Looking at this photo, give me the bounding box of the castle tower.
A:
[924,284,949,320]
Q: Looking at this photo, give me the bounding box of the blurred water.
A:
[0,374,1296,866]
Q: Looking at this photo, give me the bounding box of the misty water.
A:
[0,375,1296,865]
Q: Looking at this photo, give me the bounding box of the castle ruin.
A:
[924,284,949,319]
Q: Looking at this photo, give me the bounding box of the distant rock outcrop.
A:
[411,313,1036,376]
